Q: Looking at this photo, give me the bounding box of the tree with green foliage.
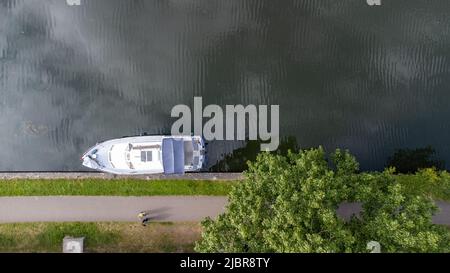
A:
[195,147,450,253]
[349,169,449,252]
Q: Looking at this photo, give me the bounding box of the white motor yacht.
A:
[81,135,205,175]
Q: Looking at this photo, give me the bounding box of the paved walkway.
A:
[0,172,244,181]
[337,201,450,225]
[0,196,228,223]
[0,197,449,224]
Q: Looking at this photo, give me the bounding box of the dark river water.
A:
[1,0,450,171]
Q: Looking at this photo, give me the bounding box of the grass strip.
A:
[0,222,201,253]
[0,179,237,196]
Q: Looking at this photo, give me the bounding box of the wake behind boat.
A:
[81,135,206,175]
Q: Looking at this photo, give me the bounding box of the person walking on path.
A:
[138,211,151,226]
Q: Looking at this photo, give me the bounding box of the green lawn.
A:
[0,179,237,196]
[0,222,201,253]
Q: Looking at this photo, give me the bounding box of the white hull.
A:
[81,135,206,175]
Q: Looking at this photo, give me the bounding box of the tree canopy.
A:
[195,147,450,253]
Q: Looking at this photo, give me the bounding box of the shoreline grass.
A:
[0,222,201,253]
[0,179,236,197]
[0,172,448,201]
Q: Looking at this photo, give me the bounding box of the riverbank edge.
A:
[0,172,244,181]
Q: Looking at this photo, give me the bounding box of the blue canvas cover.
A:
[162,138,185,174]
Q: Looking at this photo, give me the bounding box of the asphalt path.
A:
[0,196,228,223]
[337,201,450,225]
[0,197,449,224]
